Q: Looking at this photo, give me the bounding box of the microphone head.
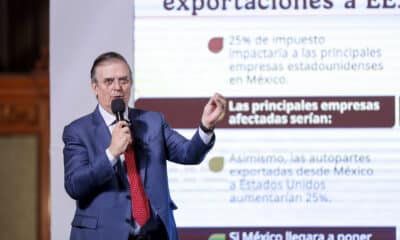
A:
[111,98,125,115]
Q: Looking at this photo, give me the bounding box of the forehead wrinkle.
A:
[96,61,130,80]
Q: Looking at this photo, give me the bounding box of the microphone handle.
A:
[116,112,124,122]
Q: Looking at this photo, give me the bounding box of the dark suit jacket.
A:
[63,106,214,240]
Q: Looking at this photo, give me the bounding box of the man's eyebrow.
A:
[103,76,129,80]
[118,76,129,80]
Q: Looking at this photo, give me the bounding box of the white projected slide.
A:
[134,1,400,240]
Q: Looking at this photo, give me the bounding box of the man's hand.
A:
[108,121,132,158]
[201,93,227,130]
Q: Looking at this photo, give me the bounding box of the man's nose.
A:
[112,79,122,89]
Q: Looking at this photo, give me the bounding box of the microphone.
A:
[111,98,126,122]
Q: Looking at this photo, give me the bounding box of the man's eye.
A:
[105,79,113,84]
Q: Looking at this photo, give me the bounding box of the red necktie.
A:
[124,143,150,226]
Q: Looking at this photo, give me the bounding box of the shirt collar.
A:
[98,104,129,126]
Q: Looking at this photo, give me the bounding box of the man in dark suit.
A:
[62,51,226,240]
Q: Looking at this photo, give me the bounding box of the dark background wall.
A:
[0,0,49,72]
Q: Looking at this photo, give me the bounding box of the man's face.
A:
[91,59,132,113]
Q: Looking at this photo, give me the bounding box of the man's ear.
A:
[91,82,98,97]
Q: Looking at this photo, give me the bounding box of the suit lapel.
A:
[92,106,130,189]
[128,108,149,185]
[92,106,112,154]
